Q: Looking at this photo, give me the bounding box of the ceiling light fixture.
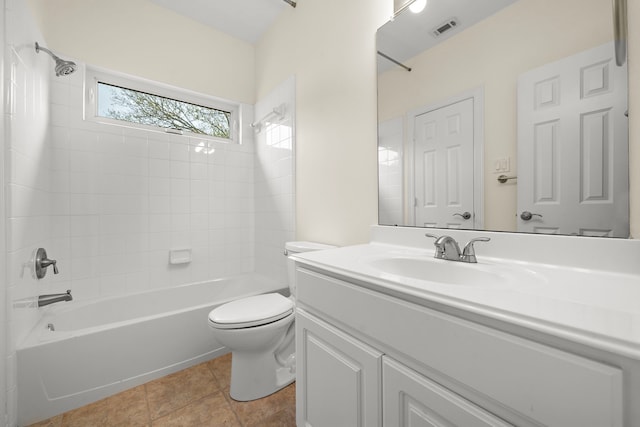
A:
[409,0,427,13]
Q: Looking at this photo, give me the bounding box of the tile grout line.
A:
[143,383,153,426]
[221,387,246,427]
[206,359,245,427]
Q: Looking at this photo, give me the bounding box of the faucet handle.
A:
[461,237,490,263]
[35,248,59,279]
[424,233,445,258]
[41,257,58,274]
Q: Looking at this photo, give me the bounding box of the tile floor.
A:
[27,353,296,427]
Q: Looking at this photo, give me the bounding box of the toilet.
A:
[208,241,335,401]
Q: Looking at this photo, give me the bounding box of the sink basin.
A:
[366,256,506,286]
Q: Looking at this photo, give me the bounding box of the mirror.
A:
[377,0,629,237]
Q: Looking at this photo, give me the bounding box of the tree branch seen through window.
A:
[97,82,231,138]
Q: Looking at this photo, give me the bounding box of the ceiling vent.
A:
[432,18,458,37]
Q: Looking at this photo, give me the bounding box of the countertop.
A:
[293,242,640,360]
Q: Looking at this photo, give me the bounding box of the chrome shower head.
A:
[35,42,77,77]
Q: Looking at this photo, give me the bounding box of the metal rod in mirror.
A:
[613,0,627,66]
[377,51,412,72]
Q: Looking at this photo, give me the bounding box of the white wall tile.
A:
[170,160,189,179]
[149,177,171,195]
[170,178,189,196]
[169,139,190,161]
[148,138,170,159]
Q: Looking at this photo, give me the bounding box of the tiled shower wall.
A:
[45,66,257,307]
[254,77,296,285]
[4,0,51,424]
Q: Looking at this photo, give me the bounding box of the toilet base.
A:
[229,349,295,401]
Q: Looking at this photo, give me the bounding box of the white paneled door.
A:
[517,43,629,237]
[414,98,475,228]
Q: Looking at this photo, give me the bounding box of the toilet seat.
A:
[208,293,294,329]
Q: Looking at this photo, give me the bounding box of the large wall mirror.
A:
[377,0,629,237]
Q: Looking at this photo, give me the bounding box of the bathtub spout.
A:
[38,290,72,307]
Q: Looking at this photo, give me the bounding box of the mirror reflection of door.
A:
[517,43,629,237]
[413,97,474,228]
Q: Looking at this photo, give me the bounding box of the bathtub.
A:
[17,273,286,426]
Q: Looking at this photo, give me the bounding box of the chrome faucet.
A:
[38,290,72,307]
[425,234,462,261]
[425,234,490,263]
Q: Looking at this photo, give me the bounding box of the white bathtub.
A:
[17,273,286,426]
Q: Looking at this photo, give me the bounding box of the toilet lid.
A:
[208,293,294,329]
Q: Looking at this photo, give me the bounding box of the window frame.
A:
[84,67,239,143]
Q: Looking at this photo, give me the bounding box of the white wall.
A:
[27,0,256,105]
[255,0,391,246]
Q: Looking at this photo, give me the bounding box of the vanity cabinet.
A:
[295,266,625,427]
[295,308,383,427]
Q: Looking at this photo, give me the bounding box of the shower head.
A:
[35,42,77,77]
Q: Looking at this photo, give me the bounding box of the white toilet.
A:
[208,241,335,401]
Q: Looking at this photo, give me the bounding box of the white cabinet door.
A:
[296,308,383,427]
[383,357,512,427]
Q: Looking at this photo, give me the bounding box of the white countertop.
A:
[293,241,640,360]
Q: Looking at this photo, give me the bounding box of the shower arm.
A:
[35,42,61,61]
[282,0,296,8]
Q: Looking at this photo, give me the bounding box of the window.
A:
[85,68,238,142]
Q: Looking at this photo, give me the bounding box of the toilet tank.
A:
[285,241,336,297]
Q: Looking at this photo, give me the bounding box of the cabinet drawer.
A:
[297,267,623,427]
[383,356,512,427]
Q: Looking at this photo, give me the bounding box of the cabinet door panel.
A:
[383,357,512,427]
[296,309,383,427]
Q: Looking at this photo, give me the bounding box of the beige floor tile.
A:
[61,397,109,427]
[106,385,150,426]
[145,362,220,419]
[206,352,232,388]
[246,408,296,427]
[226,382,296,426]
[151,392,240,427]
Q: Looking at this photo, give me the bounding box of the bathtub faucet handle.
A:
[42,258,58,274]
[35,248,59,279]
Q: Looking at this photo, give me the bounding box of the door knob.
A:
[520,211,543,221]
[453,212,471,220]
